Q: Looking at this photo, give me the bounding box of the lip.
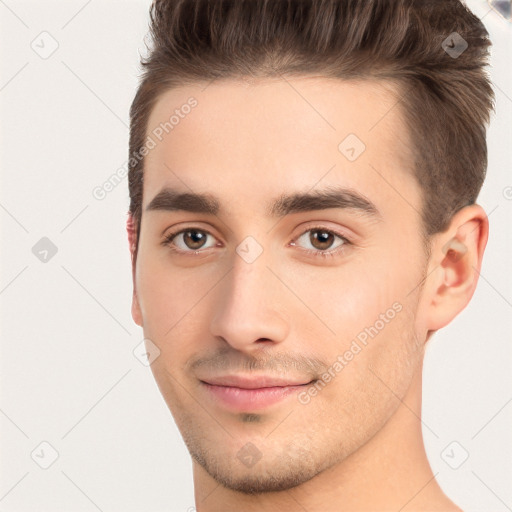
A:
[202,375,312,389]
[199,375,314,411]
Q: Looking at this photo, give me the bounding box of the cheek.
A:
[292,253,423,408]
[308,305,421,449]
[136,249,197,322]
[289,254,409,346]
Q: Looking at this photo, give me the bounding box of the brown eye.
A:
[309,230,336,251]
[181,230,208,250]
[164,229,217,252]
[290,226,351,260]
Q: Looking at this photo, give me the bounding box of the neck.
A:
[192,361,461,511]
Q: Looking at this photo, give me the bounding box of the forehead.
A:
[142,76,420,221]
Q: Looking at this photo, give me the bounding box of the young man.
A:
[126,1,495,510]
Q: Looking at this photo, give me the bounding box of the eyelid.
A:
[291,221,354,244]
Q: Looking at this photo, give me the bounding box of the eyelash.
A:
[162,225,352,260]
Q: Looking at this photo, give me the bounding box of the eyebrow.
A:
[145,186,382,220]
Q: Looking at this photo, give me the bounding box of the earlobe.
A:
[423,205,489,332]
[131,289,143,327]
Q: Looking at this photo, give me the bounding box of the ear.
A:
[421,204,489,335]
[127,213,143,327]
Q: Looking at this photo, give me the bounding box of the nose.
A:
[209,253,290,352]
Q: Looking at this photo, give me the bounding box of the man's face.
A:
[131,77,430,493]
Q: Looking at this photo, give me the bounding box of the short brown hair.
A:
[128,0,495,259]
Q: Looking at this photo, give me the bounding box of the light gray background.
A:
[0,1,510,510]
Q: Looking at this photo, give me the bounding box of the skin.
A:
[128,76,488,511]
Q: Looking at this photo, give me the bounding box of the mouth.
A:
[199,375,315,411]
